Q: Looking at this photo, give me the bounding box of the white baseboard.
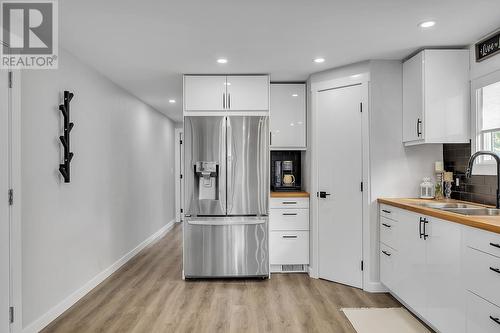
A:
[23,220,175,333]
[364,281,388,293]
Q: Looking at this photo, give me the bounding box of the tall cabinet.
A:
[402,49,470,145]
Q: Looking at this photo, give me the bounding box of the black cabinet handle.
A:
[382,209,391,214]
[490,267,500,274]
[490,316,500,325]
[282,235,297,239]
[382,223,392,228]
[282,201,297,205]
[282,213,298,216]
[382,250,391,257]
[419,217,424,239]
[490,243,500,249]
[417,118,422,137]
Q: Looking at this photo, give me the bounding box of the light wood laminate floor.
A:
[43,223,400,333]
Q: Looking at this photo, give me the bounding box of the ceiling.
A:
[61,0,500,122]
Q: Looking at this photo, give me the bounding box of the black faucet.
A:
[466,151,500,209]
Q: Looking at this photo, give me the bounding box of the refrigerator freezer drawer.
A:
[184,218,269,278]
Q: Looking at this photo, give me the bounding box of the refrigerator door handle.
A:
[187,219,266,226]
[219,117,227,213]
[226,117,234,214]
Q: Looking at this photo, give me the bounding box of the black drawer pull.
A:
[282,201,297,205]
[490,243,500,249]
[382,209,391,214]
[382,250,391,257]
[282,235,297,239]
[490,316,500,325]
[382,223,392,228]
[490,267,500,274]
[282,213,298,216]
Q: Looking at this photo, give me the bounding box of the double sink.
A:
[416,202,500,216]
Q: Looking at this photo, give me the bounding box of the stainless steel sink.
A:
[441,208,500,216]
[416,202,482,209]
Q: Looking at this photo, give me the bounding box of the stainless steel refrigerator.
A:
[183,116,269,278]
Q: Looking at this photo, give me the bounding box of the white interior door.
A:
[317,84,363,288]
[0,68,11,332]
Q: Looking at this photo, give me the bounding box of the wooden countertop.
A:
[271,191,310,198]
[378,198,500,234]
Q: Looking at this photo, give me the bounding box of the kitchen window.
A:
[472,71,500,174]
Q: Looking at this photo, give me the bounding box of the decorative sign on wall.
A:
[476,31,500,62]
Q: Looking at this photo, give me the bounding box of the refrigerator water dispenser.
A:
[195,161,218,200]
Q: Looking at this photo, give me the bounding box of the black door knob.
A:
[318,191,331,198]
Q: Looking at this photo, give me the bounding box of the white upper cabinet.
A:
[225,75,269,111]
[184,75,269,112]
[184,76,227,111]
[403,49,470,146]
[270,83,306,149]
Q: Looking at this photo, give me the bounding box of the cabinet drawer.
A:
[270,231,309,265]
[270,197,309,209]
[270,209,309,231]
[465,247,500,307]
[380,216,398,250]
[467,291,500,333]
[380,243,398,293]
[465,226,500,258]
[380,204,398,221]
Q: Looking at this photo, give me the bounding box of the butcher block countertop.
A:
[271,191,310,198]
[378,198,500,235]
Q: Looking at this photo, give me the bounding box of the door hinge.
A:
[8,189,13,206]
[360,182,364,192]
[180,174,183,179]
[9,306,14,324]
[360,102,363,113]
[8,71,12,88]
[361,260,364,271]
[179,139,183,144]
[180,208,183,213]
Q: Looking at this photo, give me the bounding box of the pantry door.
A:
[317,84,363,289]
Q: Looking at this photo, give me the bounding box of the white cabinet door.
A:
[403,52,424,143]
[423,50,469,143]
[380,243,399,293]
[184,76,227,111]
[226,76,269,111]
[396,210,427,317]
[426,217,465,333]
[270,84,306,149]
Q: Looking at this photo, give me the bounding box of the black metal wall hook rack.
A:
[59,90,74,183]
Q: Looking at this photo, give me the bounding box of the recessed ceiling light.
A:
[217,58,228,64]
[419,21,436,28]
[292,93,299,97]
[313,57,325,63]
[168,99,176,104]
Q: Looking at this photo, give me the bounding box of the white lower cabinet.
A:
[379,205,465,333]
[270,231,309,265]
[466,291,500,333]
[270,196,309,272]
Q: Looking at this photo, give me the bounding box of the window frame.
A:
[471,70,500,175]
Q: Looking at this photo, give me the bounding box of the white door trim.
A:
[174,128,184,223]
[9,70,22,333]
[309,73,371,291]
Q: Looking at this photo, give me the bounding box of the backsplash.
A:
[443,143,497,205]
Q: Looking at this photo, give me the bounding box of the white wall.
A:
[21,49,176,329]
[368,60,442,285]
